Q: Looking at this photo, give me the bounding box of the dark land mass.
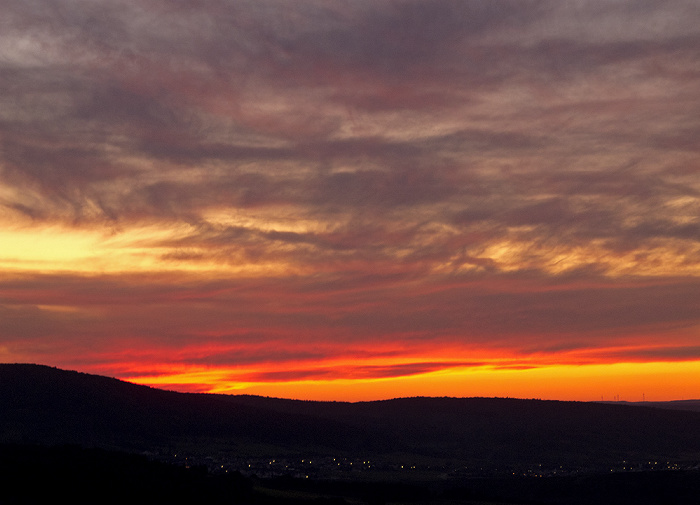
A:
[2,364,700,504]
[603,399,700,412]
[2,444,700,505]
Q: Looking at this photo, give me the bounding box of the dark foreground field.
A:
[1,444,699,505]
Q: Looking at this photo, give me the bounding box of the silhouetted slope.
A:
[226,395,700,466]
[616,399,700,412]
[2,364,700,469]
[0,364,361,451]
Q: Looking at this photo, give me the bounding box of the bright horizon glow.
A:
[102,358,700,403]
[113,360,700,403]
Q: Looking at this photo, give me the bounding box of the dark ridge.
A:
[0,364,363,452]
[2,364,700,470]
[609,399,700,412]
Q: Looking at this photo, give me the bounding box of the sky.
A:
[1,0,699,402]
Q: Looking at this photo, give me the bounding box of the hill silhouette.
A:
[610,399,700,412]
[2,364,700,471]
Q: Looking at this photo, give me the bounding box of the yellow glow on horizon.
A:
[125,368,253,392]
[120,359,700,403]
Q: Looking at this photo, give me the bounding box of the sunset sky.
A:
[1,0,699,402]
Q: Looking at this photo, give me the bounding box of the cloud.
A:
[1,272,698,364]
[244,361,485,383]
[599,345,700,362]
[1,1,700,395]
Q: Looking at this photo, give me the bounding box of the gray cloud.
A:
[2,273,699,357]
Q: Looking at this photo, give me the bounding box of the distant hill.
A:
[2,364,700,471]
[608,399,700,412]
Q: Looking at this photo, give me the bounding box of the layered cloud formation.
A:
[1,0,699,399]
